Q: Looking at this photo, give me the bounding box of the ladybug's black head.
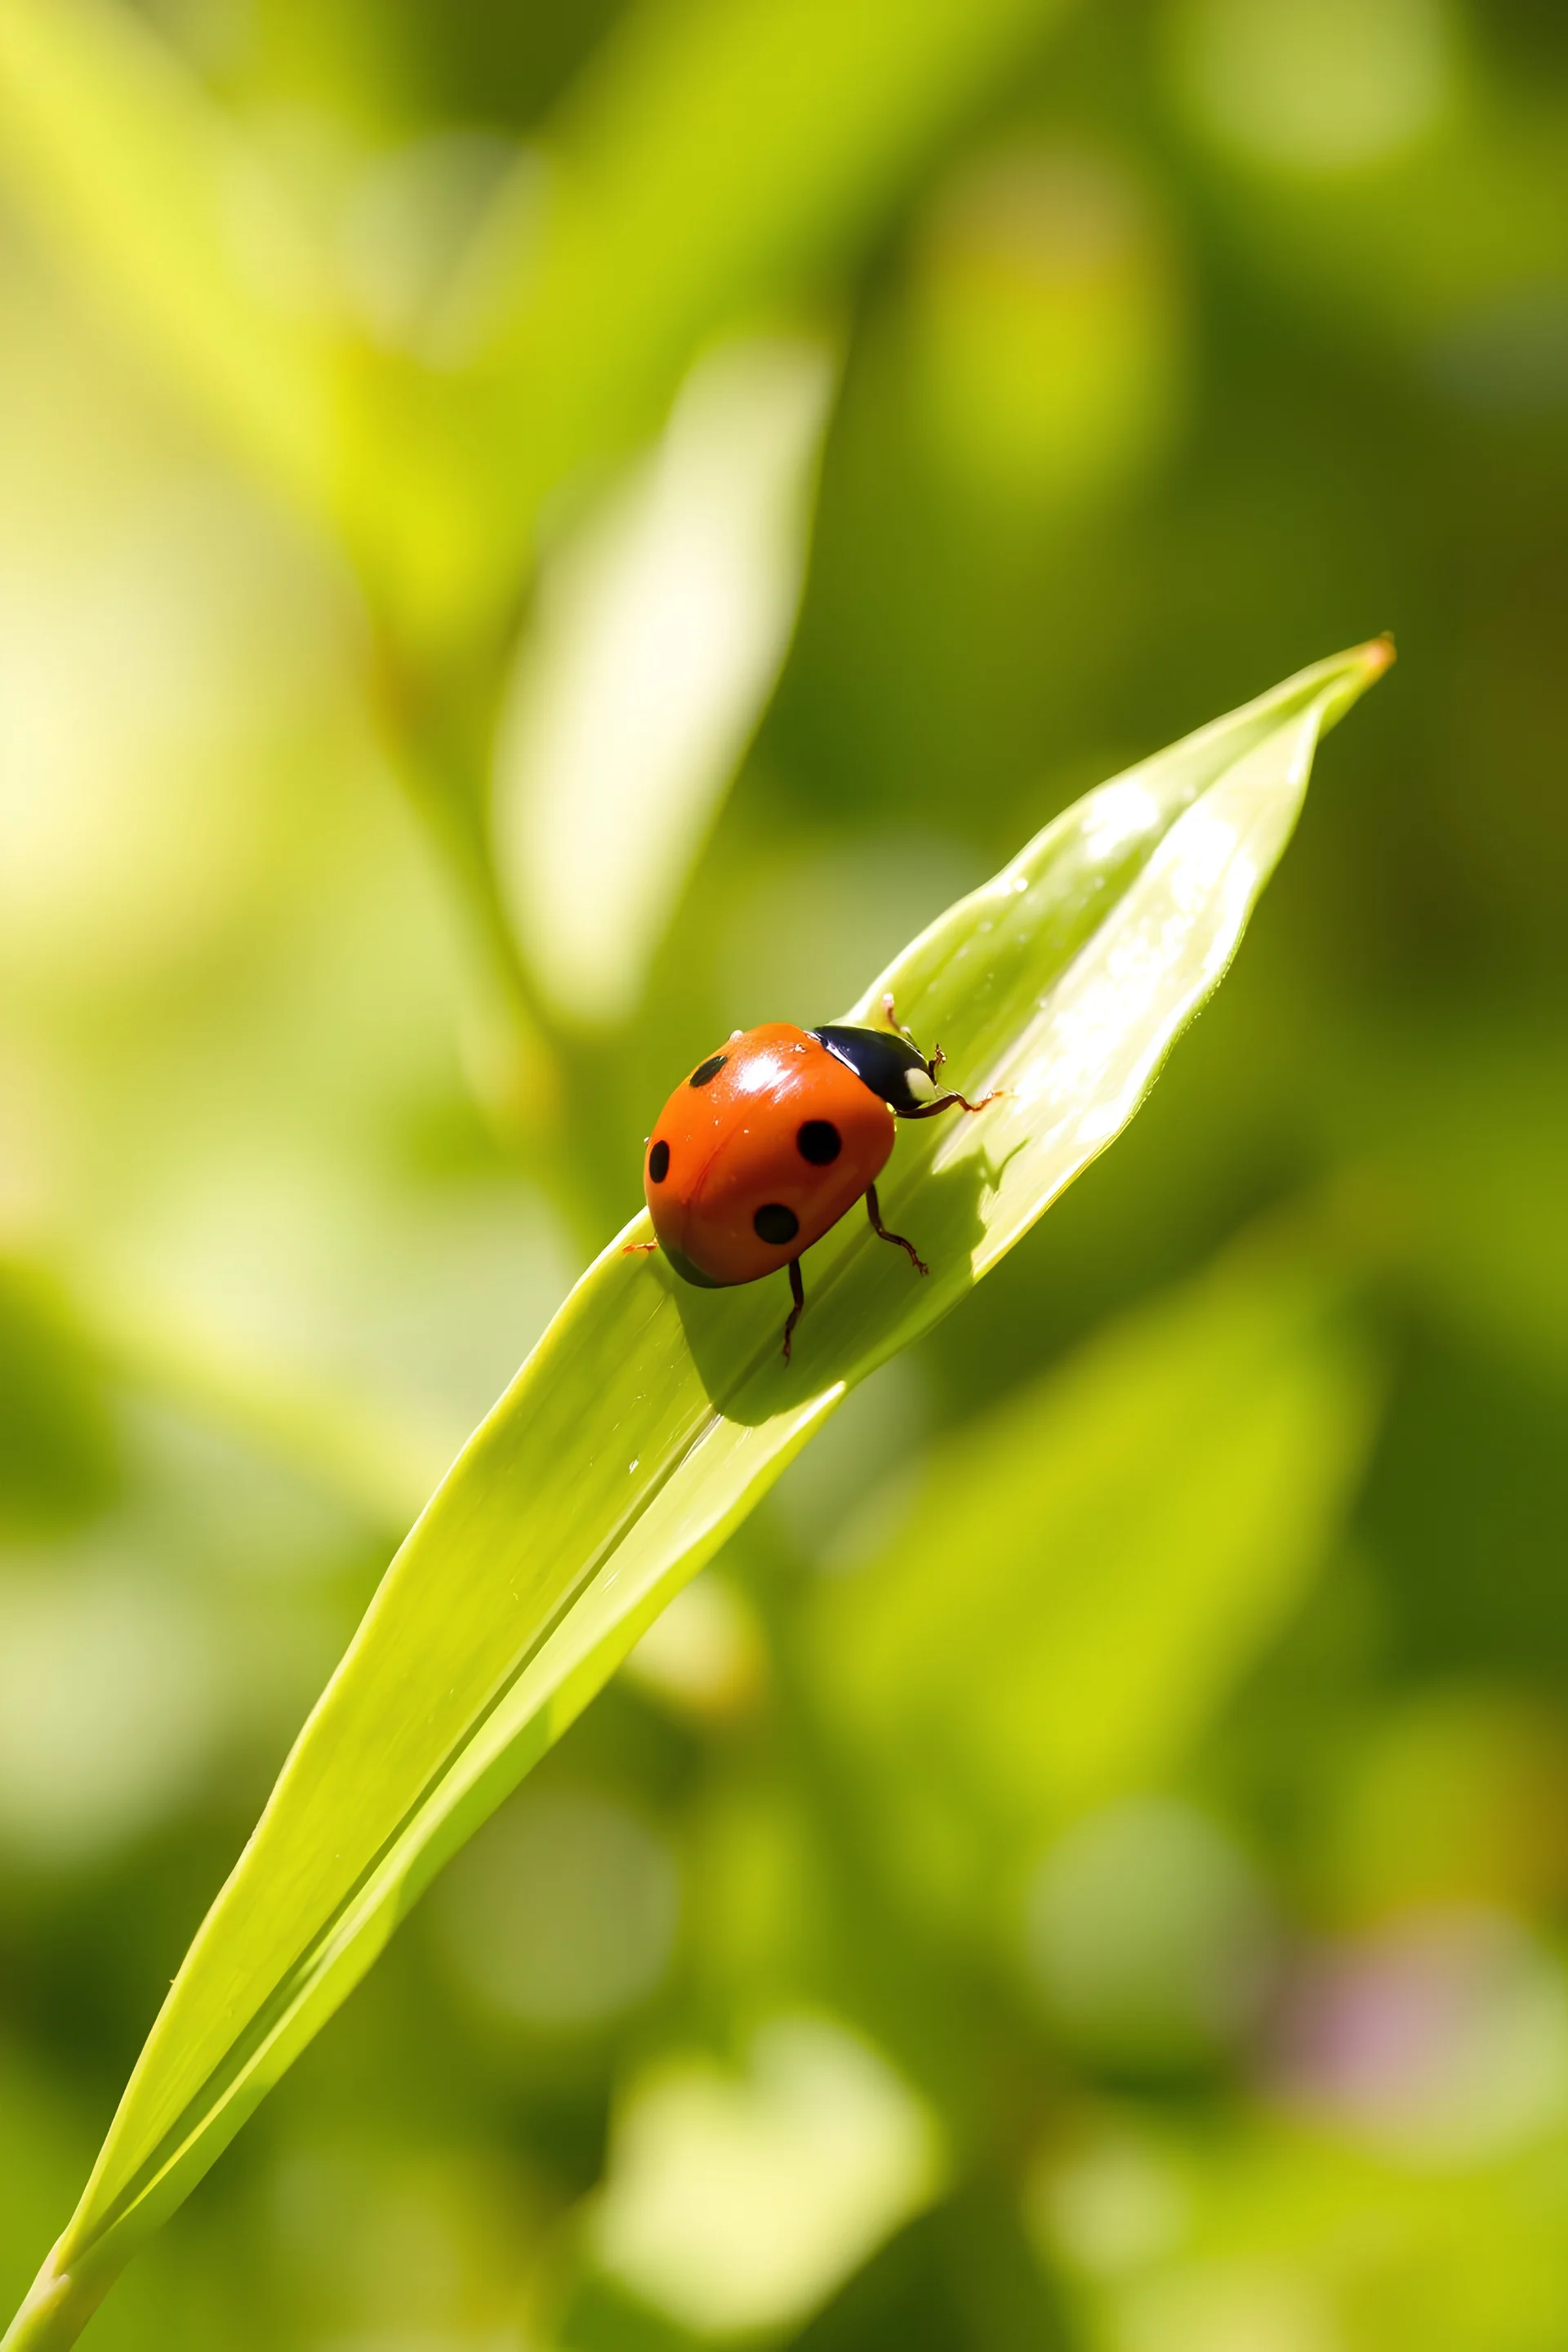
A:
[809,1024,939,1115]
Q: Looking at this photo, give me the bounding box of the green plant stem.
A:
[363,627,625,1253]
[2,2248,102,2352]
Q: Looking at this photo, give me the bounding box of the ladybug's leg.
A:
[782,1258,806,1362]
[865,1183,929,1276]
[622,1240,660,1255]
[900,1086,1003,1120]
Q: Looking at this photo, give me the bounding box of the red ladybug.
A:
[632,996,998,1360]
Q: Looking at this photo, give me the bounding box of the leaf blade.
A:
[0,0,341,514]
[400,0,1079,642]
[492,329,840,1027]
[3,639,1391,2348]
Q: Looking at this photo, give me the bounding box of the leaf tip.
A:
[1314,631,1396,739]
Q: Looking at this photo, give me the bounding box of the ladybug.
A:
[630,996,999,1361]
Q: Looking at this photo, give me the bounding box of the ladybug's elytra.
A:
[630,996,999,1361]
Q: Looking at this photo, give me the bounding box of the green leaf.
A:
[0,1267,118,1536]
[806,1227,1383,1931]
[492,328,840,1029]
[395,0,1080,645]
[0,0,341,514]
[1,639,1390,2350]
[0,0,1081,650]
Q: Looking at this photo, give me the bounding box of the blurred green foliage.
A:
[0,0,1565,2346]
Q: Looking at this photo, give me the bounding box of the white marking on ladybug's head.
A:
[904,1066,940,1102]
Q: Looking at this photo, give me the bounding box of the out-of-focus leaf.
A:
[0,0,1079,650]
[1165,0,1459,180]
[910,141,1188,517]
[1033,2084,1568,2352]
[590,2015,943,2336]
[1162,0,1568,377]
[401,0,1078,643]
[0,0,341,514]
[0,1563,227,1868]
[492,330,838,1028]
[0,1267,118,1534]
[1,642,1388,2350]
[1319,1025,1568,1386]
[806,1231,1383,1927]
[621,1570,768,1720]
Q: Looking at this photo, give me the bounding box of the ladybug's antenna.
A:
[882,991,943,1080]
[881,992,923,1053]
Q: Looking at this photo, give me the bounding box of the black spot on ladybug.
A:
[796,1120,841,1165]
[689,1054,728,1088]
[648,1139,670,1183]
[753,1203,800,1247]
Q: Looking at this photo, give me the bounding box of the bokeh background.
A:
[2,0,1566,2345]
